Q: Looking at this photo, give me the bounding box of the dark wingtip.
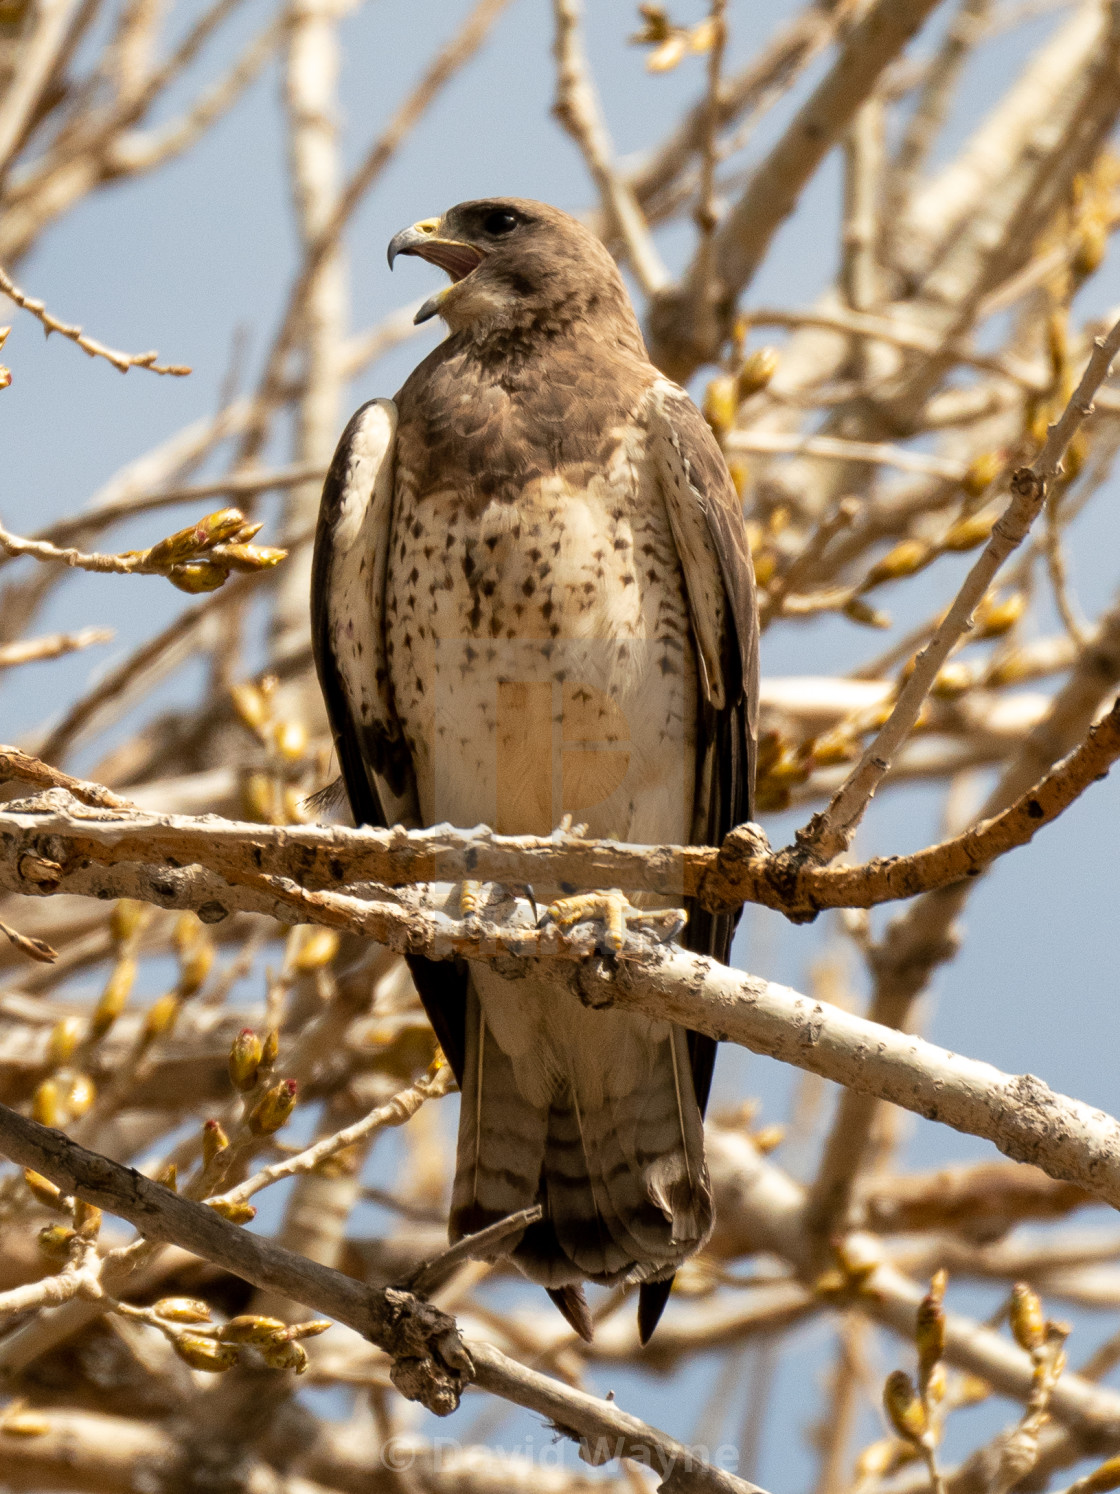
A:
[547,1284,594,1343]
[637,1277,674,1345]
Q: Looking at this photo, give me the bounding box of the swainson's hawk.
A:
[311,198,758,1343]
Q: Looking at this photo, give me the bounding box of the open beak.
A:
[388,217,486,324]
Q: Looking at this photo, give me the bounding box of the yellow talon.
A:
[460,880,483,917]
[544,890,687,955]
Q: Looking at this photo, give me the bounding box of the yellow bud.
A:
[282,786,309,824]
[248,1079,298,1136]
[73,1200,101,1239]
[727,460,749,498]
[1010,1282,1046,1353]
[173,1334,239,1372]
[201,1119,230,1168]
[702,375,737,435]
[207,1197,257,1224]
[925,1361,947,1405]
[751,1124,784,1154]
[843,597,891,629]
[291,928,339,972]
[24,1170,64,1210]
[243,771,279,823]
[689,15,718,51]
[90,958,135,1039]
[178,941,213,998]
[962,451,1003,498]
[31,1079,62,1128]
[1073,217,1108,279]
[647,33,687,71]
[211,543,286,572]
[862,540,930,590]
[231,682,269,733]
[38,1224,75,1260]
[145,522,207,569]
[259,1339,309,1373]
[807,729,858,767]
[0,366,10,392]
[168,560,229,594]
[1064,430,1088,484]
[170,912,199,953]
[157,1162,177,1191]
[975,591,1026,639]
[751,548,777,587]
[916,1282,946,1391]
[193,507,248,548]
[273,718,308,761]
[1075,1453,1120,1494]
[144,994,180,1040]
[231,519,264,543]
[1,1410,51,1436]
[736,346,779,401]
[984,649,1031,688]
[931,662,973,699]
[229,1028,263,1091]
[218,1314,288,1345]
[45,1016,82,1066]
[883,1370,928,1445]
[856,1440,911,1479]
[65,1073,95,1117]
[109,899,147,944]
[943,511,994,552]
[285,1318,331,1341]
[260,1029,279,1073]
[154,1297,212,1323]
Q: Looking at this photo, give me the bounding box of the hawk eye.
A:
[482,210,518,236]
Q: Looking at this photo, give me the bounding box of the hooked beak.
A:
[388,218,487,324]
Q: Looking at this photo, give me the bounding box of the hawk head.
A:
[388,197,644,350]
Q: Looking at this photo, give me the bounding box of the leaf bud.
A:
[242,771,279,823]
[916,1279,947,1392]
[248,1078,298,1135]
[45,1016,82,1066]
[192,508,247,549]
[157,1162,177,1191]
[228,1028,262,1092]
[73,1200,101,1239]
[291,928,339,972]
[285,1319,331,1341]
[38,1224,75,1260]
[943,511,994,551]
[260,1029,280,1074]
[109,899,147,945]
[66,1074,95,1117]
[144,993,180,1040]
[172,1334,239,1372]
[30,1078,62,1128]
[201,1118,230,1168]
[702,375,737,435]
[1075,1453,1120,1494]
[1010,1282,1046,1353]
[842,596,891,629]
[1,1409,50,1436]
[647,34,688,73]
[218,1314,288,1345]
[883,1369,928,1445]
[861,540,930,590]
[1073,217,1108,279]
[273,718,308,761]
[207,1197,257,1224]
[975,591,1026,640]
[259,1338,309,1373]
[144,522,205,569]
[168,560,229,593]
[211,543,286,572]
[90,957,135,1038]
[231,682,269,733]
[735,346,779,401]
[931,662,973,699]
[177,941,213,998]
[153,1297,212,1323]
[24,1169,65,1210]
[962,451,1003,498]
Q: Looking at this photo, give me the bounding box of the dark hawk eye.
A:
[482,210,518,236]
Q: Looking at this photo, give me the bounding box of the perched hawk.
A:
[311,199,758,1344]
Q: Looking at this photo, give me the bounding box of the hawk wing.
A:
[311,398,468,1078]
[647,380,759,1085]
